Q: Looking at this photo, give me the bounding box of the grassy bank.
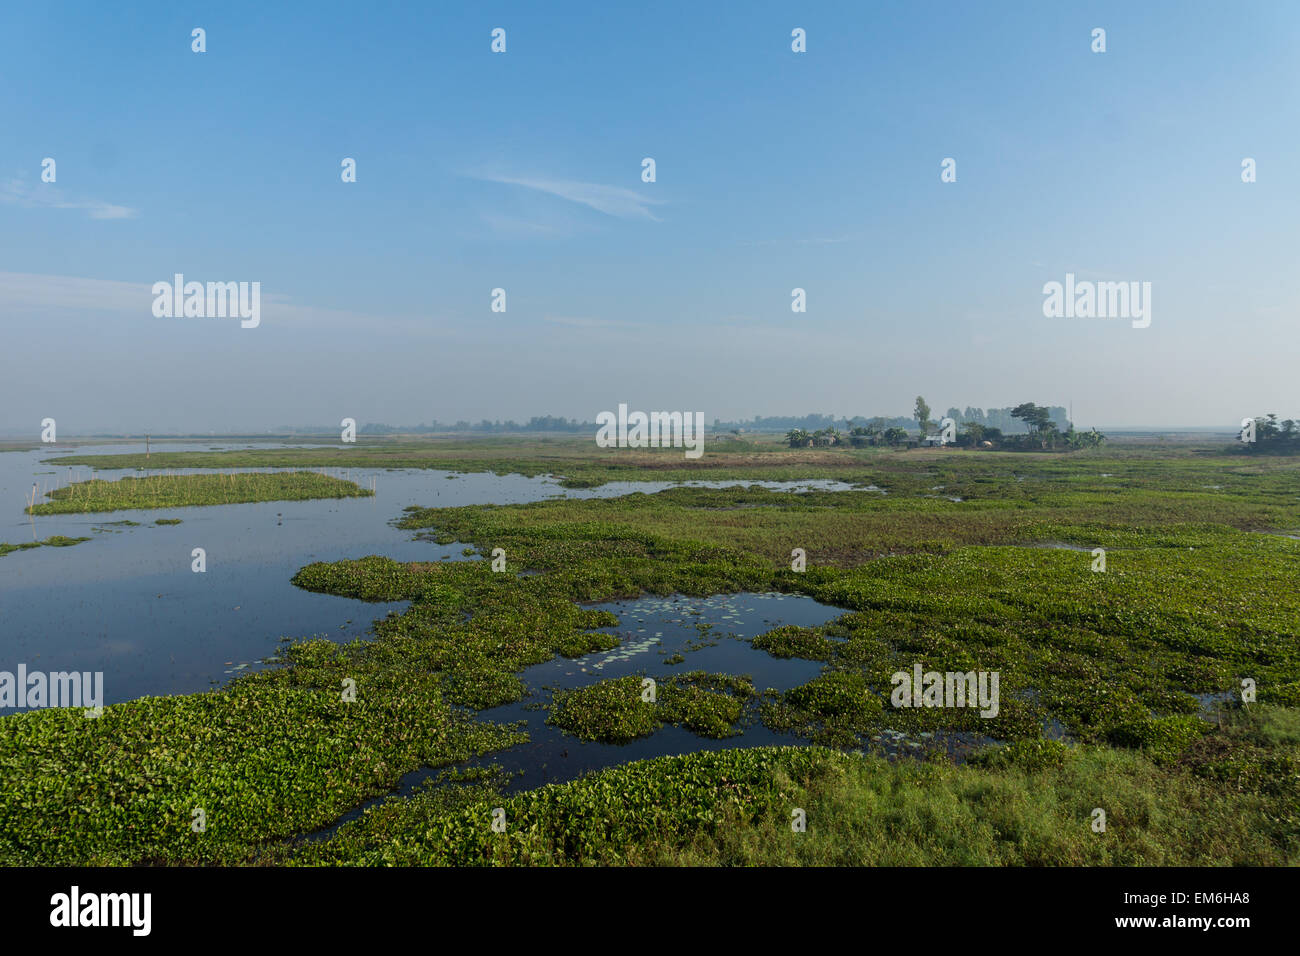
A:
[286,707,1299,865]
[25,471,373,515]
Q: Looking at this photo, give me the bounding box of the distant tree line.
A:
[1237,414,1299,453]
[992,403,1104,451]
[343,403,1085,441]
[784,400,1103,451]
[721,413,914,434]
[723,405,1071,436]
[359,417,593,435]
[944,405,1071,434]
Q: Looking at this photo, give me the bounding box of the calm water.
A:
[1,442,852,711]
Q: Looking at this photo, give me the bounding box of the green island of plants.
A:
[25,471,373,515]
[0,535,92,557]
[549,672,757,742]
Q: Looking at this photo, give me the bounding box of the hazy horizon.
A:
[0,418,1255,441]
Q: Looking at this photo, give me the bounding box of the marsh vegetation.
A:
[2,440,1297,865]
[0,535,91,557]
[25,470,373,515]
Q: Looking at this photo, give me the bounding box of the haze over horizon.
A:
[3,1,1297,434]
[0,415,1251,441]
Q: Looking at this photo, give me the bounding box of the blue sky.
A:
[1,0,1296,432]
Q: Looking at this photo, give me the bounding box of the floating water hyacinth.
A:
[26,471,372,515]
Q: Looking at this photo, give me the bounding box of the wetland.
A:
[1,436,1297,865]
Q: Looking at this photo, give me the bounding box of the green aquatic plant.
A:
[763,672,885,746]
[26,471,372,515]
[0,542,41,557]
[656,671,756,737]
[549,676,658,743]
[0,635,525,865]
[752,625,838,660]
[38,535,89,547]
[549,671,757,742]
[0,535,91,557]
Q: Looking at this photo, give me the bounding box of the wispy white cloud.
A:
[0,271,449,337]
[1031,261,1135,282]
[740,235,859,247]
[0,271,146,311]
[541,314,647,330]
[1,178,138,220]
[474,172,665,222]
[481,213,568,238]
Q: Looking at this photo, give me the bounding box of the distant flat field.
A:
[44,433,1300,489]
